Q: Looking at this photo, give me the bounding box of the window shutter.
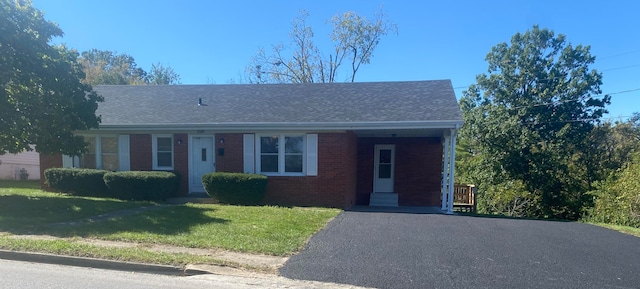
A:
[62,155,73,168]
[118,135,130,171]
[243,134,255,173]
[306,134,318,176]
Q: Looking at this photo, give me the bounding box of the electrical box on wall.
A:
[218,148,224,156]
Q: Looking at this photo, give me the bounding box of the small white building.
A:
[0,147,40,180]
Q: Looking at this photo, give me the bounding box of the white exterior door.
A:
[373,144,395,193]
[190,136,214,193]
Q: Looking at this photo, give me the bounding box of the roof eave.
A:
[89,120,464,132]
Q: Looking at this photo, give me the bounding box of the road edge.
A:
[0,249,210,276]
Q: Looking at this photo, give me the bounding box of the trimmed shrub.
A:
[103,171,180,201]
[44,168,109,197]
[202,172,268,205]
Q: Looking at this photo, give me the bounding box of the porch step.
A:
[369,193,399,207]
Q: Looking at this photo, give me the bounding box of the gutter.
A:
[85,120,465,133]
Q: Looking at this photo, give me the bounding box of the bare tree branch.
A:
[246,8,396,84]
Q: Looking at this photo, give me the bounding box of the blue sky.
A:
[32,0,640,120]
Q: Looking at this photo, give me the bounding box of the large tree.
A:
[147,62,181,85]
[79,49,181,85]
[246,9,397,83]
[458,26,610,220]
[79,49,147,85]
[0,0,101,155]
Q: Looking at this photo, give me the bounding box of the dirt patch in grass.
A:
[6,234,287,273]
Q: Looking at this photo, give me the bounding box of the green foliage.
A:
[585,153,640,228]
[79,49,181,85]
[79,49,147,85]
[103,171,180,201]
[0,0,102,155]
[458,26,609,220]
[44,168,109,196]
[147,62,181,85]
[476,180,539,217]
[246,9,397,84]
[584,116,640,183]
[202,172,268,205]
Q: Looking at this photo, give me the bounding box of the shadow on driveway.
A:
[280,208,640,289]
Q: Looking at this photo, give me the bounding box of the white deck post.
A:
[447,128,458,214]
[441,132,450,211]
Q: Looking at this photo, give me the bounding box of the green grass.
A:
[0,236,233,268]
[0,180,41,190]
[0,180,152,233]
[589,222,640,237]
[45,204,340,256]
[0,180,341,257]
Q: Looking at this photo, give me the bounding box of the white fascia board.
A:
[92,120,464,132]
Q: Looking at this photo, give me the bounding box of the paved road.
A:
[0,259,370,289]
[280,211,640,289]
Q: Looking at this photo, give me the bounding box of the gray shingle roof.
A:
[93,80,462,130]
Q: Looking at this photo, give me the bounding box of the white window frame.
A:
[152,134,174,170]
[256,134,306,176]
[63,134,129,171]
[99,135,119,171]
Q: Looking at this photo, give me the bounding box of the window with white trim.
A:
[100,136,118,170]
[153,135,173,170]
[81,136,97,169]
[77,135,118,170]
[258,135,305,175]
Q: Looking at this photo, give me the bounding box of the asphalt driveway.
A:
[280,208,640,289]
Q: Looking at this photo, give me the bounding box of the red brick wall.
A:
[130,134,152,171]
[173,133,189,196]
[39,153,62,191]
[263,132,358,209]
[356,137,443,206]
[129,133,188,196]
[215,133,243,173]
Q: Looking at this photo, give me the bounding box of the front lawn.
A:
[45,204,340,256]
[0,180,152,232]
[0,181,341,257]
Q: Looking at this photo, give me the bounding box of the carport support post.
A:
[441,132,451,211]
[447,128,458,214]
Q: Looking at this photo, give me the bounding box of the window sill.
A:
[153,167,174,171]
[260,172,306,177]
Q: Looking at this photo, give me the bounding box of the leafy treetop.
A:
[0,0,102,155]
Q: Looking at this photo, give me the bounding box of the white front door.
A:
[373,144,395,193]
[190,136,214,193]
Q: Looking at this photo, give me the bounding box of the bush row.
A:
[43,168,110,197]
[44,168,179,201]
[202,172,268,206]
[104,171,180,201]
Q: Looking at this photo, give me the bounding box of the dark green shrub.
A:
[103,171,180,201]
[44,168,109,197]
[202,172,268,205]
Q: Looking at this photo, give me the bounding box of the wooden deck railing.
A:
[453,184,476,212]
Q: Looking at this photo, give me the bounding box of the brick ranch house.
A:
[40,80,463,212]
